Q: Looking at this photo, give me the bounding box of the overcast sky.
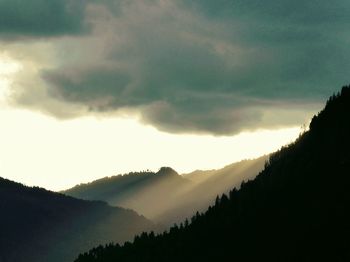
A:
[1,0,348,190]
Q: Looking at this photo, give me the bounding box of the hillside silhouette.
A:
[64,158,266,225]
[161,156,267,224]
[0,178,154,262]
[75,86,350,262]
[63,167,190,223]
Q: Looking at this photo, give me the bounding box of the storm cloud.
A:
[3,0,350,134]
[0,0,87,37]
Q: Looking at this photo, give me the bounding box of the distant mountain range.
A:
[63,157,267,225]
[62,167,190,224]
[0,114,268,262]
[0,178,154,262]
[75,86,350,262]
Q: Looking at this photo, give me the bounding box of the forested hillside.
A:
[75,86,350,262]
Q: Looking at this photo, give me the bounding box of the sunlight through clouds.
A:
[0,52,311,192]
[0,54,22,105]
[0,0,331,191]
[0,105,302,191]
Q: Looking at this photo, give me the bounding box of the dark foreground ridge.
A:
[75,85,350,262]
[0,178,154,262]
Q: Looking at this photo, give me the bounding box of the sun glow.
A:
[0,105,301,191]
[0,55,22,104]
[0,55,302,191]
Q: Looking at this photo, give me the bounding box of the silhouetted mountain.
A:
[0,178,154,262]
[63,167,190,223]
[157,167,179,176]
[75,86,350,262]
[64,158,265,225]
[159,156,267,223]
[184,156,267,184]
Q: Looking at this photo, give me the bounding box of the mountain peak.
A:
[156,167,179,176]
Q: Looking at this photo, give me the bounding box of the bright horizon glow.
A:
[0,56,303,191]
[0,106,301,191]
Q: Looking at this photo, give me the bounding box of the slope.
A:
[64,158,266,225]
[0,177,154,262]
[75,85,350,262]
[184,156,267,184]
[158,156,267,223]
[63,167,191,222]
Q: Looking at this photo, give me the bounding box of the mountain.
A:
[74,85,350,262]
[63,167,191,223]
[159,156,267,223]
[0,177,154,262]
[183,156,267,184]
[64,158,266,225]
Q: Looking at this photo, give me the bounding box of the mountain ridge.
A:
[75,85,350,262]
[64,158,266,224]
[0,176,155,262]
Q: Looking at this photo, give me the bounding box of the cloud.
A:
[42,65,131,110]
[0,0,87,37]
[4,0,350,134]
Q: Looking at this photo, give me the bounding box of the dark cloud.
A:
[7,0,350,134]
[0,0,87,37]
[43,65,131,110]
[183,0,350,25]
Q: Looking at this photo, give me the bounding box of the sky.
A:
[1,0,348,191]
